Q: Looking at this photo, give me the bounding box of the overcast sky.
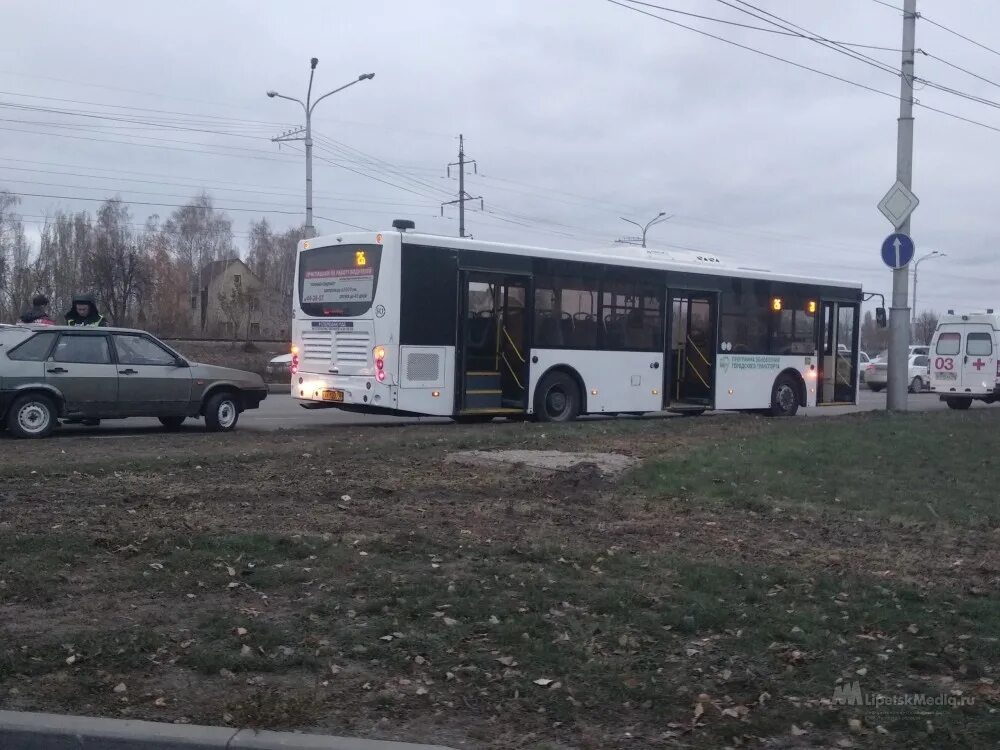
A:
[2,0,998,314]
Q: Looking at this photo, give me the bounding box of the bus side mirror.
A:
[876,307,887,328]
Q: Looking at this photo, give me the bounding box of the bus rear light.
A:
[291,345,299,355]
[374,346,386,379]
[432,391,440,397]
[291,352,300,375]
[376,370,386,382]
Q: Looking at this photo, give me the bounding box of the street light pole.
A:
[620,212,673,248]
[911,250,945,323]
[267,59,374,238]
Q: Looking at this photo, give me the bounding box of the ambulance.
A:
[928,312,1000,409]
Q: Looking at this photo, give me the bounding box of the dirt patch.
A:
[447,449,639,476]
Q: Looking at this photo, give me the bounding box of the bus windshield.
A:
[298,243,382,317]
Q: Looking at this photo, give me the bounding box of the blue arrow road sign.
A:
[880,232,915,269]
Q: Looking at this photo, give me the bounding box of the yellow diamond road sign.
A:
[878,180,919,229]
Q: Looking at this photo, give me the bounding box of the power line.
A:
[869,0,1000,59]
[0,177,436,215]
[0,124,299,163]
[717,0,899,76]
[614,0,901,51]
[608,0,1000,137]
[4,190,368,229]
[922,51,1000,91]
[608,0,901,99]
[922,15,1000,60]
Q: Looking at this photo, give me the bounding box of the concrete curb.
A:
[0,710,456,750]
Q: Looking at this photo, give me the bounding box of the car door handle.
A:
[119,368,139,375]
[46,367,68,374]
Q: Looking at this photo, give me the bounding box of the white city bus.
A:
[290,220,863,421]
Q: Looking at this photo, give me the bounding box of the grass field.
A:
[1,410,998,748]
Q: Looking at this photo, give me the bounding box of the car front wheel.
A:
[7,393,57,439]
[204,392,240,432]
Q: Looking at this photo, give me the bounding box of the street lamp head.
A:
[266,90,277,98]
[310,57,318,70]
[359,72,375,81]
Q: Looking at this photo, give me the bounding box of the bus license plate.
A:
[322,389,345,402]
[936,372,957,380]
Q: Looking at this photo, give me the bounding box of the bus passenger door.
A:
[666,290,718,408]
[817,301,859,404]
[457,272,529,416]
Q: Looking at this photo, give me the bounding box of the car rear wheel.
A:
[909,376,924,393]
[7,393,57,439]
[159,416,186,431]
[946,397,972,410]
[204,392,240,432]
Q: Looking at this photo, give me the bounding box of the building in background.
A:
[192,259,287,341]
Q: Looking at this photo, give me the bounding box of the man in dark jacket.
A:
[64,295,107,327]
[19,294,54,325]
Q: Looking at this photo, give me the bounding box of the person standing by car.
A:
[18,294,55,325]
[64,294,107,327]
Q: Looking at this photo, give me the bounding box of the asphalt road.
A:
[26,387,995,439]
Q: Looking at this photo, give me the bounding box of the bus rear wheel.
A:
[769,374,800,417]
[946,397,972,410]
[534,371,581,423]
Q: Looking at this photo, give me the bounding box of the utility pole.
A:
[887,0,917,411]
[619,212,672,248]
[266,59,374,239]
[441,134,482,238]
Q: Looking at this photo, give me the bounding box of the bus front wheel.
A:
[534,371,581,423]
[769,374,800,417]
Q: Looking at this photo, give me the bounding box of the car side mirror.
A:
[174,357,189,368]
[875,307,887,328]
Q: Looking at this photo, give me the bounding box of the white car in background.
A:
[865,353,930,393]
[265,353,292,379]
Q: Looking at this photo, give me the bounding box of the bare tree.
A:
[0,192,35,322]
[86,198,153,326]
[913,310,940,346]
[217,278,260,342]
[163,194,235,332]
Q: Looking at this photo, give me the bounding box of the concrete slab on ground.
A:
[448,448,639,476]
